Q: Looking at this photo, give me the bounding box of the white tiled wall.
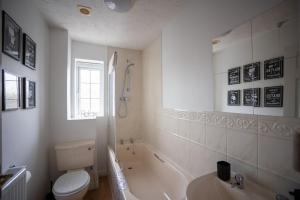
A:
[107,47,143,142]
[142,35,300,198]
[147,109,300,197]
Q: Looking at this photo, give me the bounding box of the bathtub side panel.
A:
[107,147,127,200]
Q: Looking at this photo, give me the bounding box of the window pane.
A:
[91,84,100,98]
[80,83,90,98]
[75,59,104,118]
[91,99,100,114]
[80,69,90,83]
[91,70,100,83]
[79,99,90,113]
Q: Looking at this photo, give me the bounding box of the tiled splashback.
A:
[147,108,300,197]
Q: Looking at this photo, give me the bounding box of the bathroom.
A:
[0,0,300,200]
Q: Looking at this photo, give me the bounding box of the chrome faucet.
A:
[275,194,289,200]
[231,174,244,189]
[129,137,134,144]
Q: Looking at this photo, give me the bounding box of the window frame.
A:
[74,58,104,119]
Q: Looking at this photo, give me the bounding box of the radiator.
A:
[1,167,27,200]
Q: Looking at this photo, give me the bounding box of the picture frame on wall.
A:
[243,62,260,82]
[2,11,22,61]
[243,88,261,107]
[2,70,20,111]
[23,33,36,70]
[264,86,283,107]
[228,67,241,85]
[22,78,36,109]
[228,90,240,106]
[264,57,284,80]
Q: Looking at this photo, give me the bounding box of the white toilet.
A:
[53,140,95,200]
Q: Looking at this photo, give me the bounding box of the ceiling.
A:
[37,0,185,50]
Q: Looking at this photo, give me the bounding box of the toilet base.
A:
[54,186,88,200]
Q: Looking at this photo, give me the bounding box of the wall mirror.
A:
[212,0,299,117]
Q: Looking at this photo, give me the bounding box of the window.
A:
[75,59,104,119]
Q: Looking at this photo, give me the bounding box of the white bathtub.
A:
[108,143,189,200]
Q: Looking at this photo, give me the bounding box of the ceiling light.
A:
[78,5,92,16]
[104,0,134,12]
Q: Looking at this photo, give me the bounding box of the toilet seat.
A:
[53,170,90,197]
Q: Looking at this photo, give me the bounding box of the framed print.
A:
[228,67,241,85]
[22,78,36,109]
[264,86,283,107]
[23,33,36,70]
[2,11,22,61]
[228,90,240,106]
[2,70,20,111]
[264,57,284,80]
[243,62,260,82]
[243,88,261,107]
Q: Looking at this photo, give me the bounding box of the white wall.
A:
[142,36,162,145]
[2,0,50,199]
[162,0,283,111]
[49,30,108,181]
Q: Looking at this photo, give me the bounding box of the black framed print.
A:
[22,78,36,109]
[228,90,240,106]
[264,86,283,107]
[264,57,284,80]
[2,70,20,111]
[243,62,260,82]
[228,67,240,85]
[2,11,22,61]
[23,33,36,70]
[243,88,261,107]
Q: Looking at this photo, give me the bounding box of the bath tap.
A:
[129,138,134,144]
[129,138,135,155]
[120,139,124,145]
[231,174,244,189]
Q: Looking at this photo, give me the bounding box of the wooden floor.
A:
[84,176,113,200]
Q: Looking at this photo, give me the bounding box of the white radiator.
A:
[1,167,27,200]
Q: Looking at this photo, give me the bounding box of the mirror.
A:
[212,0,299,117]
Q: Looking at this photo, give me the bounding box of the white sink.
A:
[186,172,275,200]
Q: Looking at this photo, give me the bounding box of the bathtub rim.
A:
[108,146,139,200]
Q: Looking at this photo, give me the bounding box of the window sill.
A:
[67,117,99,121]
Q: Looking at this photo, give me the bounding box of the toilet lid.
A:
[53,170,90,196]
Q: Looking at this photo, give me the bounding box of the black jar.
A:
[217,161,231,181]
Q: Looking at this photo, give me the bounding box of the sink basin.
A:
[186,172,275,200]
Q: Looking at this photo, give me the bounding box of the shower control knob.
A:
[120,97,129,101]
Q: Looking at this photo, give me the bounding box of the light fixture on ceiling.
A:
[78,5,92,16]
[104,0,134,12]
